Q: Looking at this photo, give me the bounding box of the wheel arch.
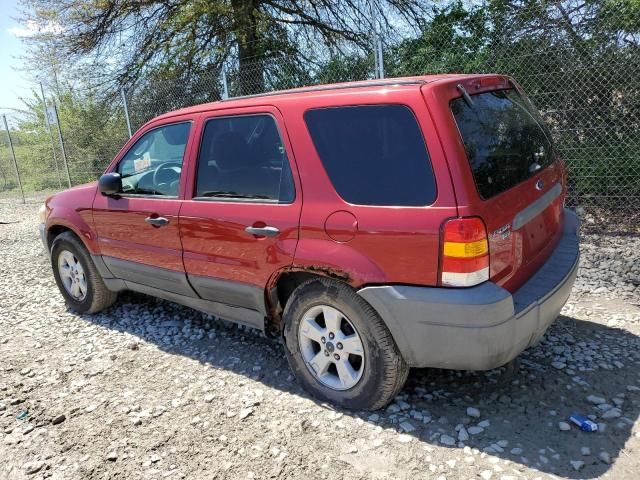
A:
[264,268,351,336]
[45,208,99,254]
[264,239,388,335]
[46,224,74,251]
[46,222,95,254]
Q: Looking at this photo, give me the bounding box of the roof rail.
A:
[220,79,427,102]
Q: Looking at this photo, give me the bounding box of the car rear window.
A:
[451,89,555,199]
[304,105,436,206]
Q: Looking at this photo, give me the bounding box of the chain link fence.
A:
[1,2,638,231]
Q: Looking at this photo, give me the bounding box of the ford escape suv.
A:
[38,75,580,410]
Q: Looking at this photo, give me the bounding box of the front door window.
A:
[116,122,191,197]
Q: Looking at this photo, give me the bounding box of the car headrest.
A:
[161,123,190,145]
[212,132,252,170]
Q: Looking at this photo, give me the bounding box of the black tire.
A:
[282,277,409,410]
[51,231,117,314]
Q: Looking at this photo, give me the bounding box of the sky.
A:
[0,0,38,119]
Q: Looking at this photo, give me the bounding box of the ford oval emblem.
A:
[535,179,545,191]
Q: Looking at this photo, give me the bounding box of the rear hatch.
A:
[444,77,565,291]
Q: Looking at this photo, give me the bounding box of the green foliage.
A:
[2,87,129,192]
[388,2,490,76]
[600,0,640,32]
[314,55,376,84]
[387,0,640,205]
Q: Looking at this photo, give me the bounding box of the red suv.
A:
[39,75,580,410]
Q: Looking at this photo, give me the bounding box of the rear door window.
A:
[304,105,436,206]
[195,114,295,203]
[451,89,555,199]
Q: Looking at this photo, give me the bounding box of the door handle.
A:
[245,226,280,237]
[145,216,170,227]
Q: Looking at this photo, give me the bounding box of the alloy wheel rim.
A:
[57,250,87,301]
[298,304,365,391]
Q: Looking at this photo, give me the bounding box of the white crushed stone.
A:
[0,200,638,479]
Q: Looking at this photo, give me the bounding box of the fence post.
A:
[2,114,25,204]
[121,88,133,138]
[222,68,230,99]
[40,82,62,189]
[52,105,72,188]
[369,0,384,79]
[376,35,385,79]
[372,31,380,78]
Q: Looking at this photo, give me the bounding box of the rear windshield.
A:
[451,89,555,199]
[304,105,436,206]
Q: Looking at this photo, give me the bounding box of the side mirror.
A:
[99,173,122,196]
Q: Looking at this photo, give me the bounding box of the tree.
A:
[18,0,429,95]
[388,0,640,207]
[387,2,490,76]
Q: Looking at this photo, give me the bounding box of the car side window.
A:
[195,114,295,202]
[116,122,191,197]
[305,105,437,206]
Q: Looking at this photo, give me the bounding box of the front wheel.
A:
[283,278,408,410]
[51,231,117,314]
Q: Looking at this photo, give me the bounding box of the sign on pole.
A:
[40,82,63,188]
[46,106,58,126]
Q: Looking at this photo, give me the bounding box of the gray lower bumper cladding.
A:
[38,223,48,255]
[358,209,580,370]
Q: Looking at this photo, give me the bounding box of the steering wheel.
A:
[152,161,181,187]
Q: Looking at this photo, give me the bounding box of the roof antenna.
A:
[456,84,474,107]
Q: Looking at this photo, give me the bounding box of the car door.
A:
[92,116,197,297]
[179,106,302,322]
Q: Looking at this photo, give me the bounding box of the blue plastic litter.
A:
[569,413,598,432]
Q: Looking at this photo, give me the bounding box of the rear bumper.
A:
[358,208,580,370]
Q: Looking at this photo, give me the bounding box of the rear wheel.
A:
[51,232,117,313]
[283,277,408,410]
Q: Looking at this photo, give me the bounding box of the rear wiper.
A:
[457,84,474,108]
[529,162,542,174]
[199,190,270,199]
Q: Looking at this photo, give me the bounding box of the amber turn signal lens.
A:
[441,217,490,287]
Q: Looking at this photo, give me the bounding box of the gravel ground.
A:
[1,201,639,480]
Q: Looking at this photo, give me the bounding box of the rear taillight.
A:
[441,217,489,287]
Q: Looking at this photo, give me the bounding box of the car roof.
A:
[151,74,477,123]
